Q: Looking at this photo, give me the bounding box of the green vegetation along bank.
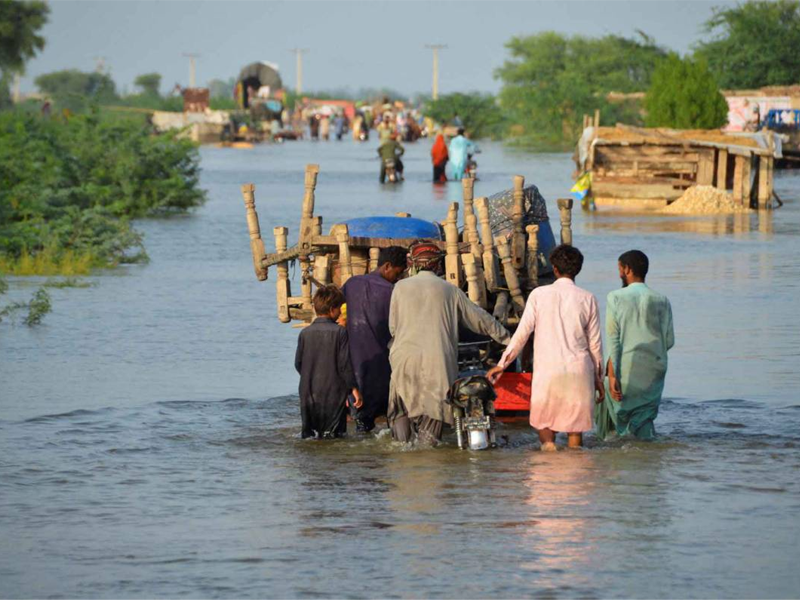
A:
[0,108,206,276]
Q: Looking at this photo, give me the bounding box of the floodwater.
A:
[2,140,800,598]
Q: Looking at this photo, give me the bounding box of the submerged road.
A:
[2,139,799,598]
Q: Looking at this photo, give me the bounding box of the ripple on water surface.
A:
[1,395,799,598]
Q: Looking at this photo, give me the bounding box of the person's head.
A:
[409,241,444,276]
[313,284,345,319]
[390,132,398,140]
[378,246,408,283]
[549,244,584,280]
[617,250,649,287]
[457,127,465,136]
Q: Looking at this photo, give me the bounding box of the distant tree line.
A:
[427,0,799,147]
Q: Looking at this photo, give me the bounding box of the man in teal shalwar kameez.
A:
[596,250,674,440]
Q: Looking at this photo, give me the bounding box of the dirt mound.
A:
[662,185,751,214]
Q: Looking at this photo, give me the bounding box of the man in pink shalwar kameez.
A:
[488,245,604,450]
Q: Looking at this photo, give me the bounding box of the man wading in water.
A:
[342,246,407,432]
[487,245,604,450]
[387,243,510,446]
[595,250,674,441]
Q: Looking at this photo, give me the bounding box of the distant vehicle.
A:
[383,158,400,184]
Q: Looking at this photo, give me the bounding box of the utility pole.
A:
[92,56,107,74]
[289,48,308,95]
[182,53,200,88]
[425,44,447,100]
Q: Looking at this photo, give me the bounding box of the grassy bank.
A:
[0,107,206,276]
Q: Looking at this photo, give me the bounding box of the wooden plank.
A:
[593,197,670,209]
[697,150,715,185]
[592,183,685,200]
[716,149,728,190]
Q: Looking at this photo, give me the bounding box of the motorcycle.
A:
[383,158,401,184]
[465,153,479,180]
[446,341,499,450]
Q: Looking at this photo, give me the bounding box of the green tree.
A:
[208,76,235,99]
[495,31,666,148]
[645,54,729,129]
[34,69,117,111]
[0,0,49,108]
[695,0,800,89]
[423,92,506,139]
[133,72,161,96]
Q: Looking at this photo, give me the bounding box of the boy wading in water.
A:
[295,285,362,439]
[487,245,604,450]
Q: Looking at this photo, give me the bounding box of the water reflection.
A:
[583,210,773,236]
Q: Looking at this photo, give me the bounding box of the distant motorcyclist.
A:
[378,133,405,183]
[377,113,395,143]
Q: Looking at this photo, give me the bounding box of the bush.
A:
[0,108,206,273]
[496,31,666,148]
[645,54,729,129]
[423,92,507,139]
[694,0,800,89]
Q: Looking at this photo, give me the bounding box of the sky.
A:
[20,0,736,97]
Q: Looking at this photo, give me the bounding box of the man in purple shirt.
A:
[342,246,407,432]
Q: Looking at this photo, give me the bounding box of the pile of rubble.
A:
[662,186,751,214]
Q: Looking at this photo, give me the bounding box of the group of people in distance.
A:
[294,243,675,449]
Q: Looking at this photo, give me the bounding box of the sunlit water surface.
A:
[2,141,799,598]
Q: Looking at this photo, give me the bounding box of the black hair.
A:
[379,246,407,268]
[313,284,344,316]
[457,127,465,136]
[618,250,649,279]
[549,244,584,278]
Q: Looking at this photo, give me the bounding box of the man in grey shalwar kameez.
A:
[387,243,511,445]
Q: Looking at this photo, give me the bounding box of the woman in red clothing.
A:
[431,132,449,183]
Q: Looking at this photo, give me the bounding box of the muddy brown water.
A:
[2,141,799,598]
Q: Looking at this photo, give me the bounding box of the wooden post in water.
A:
[512,175,526,269]
[716,149,728,191]
[733,155,745,205]
[444,202,462,287]
[273,226,291,323]
[335,224,353,284]
[369,247,380,272]
[475,197,499,290]
[496,236,525,315]
[462,253,487,308]
[742,155,753,208]
[556,199,574,246]
[241,184,268,281]
[526,224,539,289]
